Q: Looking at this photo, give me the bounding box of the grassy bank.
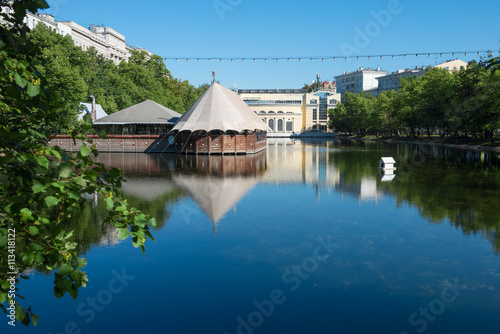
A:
[337,134,500,153]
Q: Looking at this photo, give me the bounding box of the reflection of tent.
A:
[121,178,177,201]
[171,82,270,154]
[173,175,259,233]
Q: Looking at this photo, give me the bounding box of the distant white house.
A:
[78,102,108,122]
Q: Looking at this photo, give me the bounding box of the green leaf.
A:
[29,242,44,251]
[28,226,39,236]
[80,145,91,157]
[77,258,87,269]
[14,72,28,88]
[35,253,45,263]
[98,130,107,139]
[32,314,39,327]
[74,177,86,187]
[145,230,156,243]
[149,217,158,227]
[34,156,49,169]
[58,164,72,178]
[56,277,72,291]
[63,230,74,240]
[51,182,65,191]
[20,208,33,222]
[45,196,60,207]
[134,214,148,227]
[0,235,7,247]
[64,242,77,250]
[58,264,73,276]
[116,205,127,212]
[32,182,47,194]
[117,228,129,240]
[82,113,92,126]
[27,82,40,97]
[105,197,114,211]
[131,237,141,248]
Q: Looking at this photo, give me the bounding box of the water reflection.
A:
[5,140,500,333]
[173,153,267,233]
[95,140,500,251]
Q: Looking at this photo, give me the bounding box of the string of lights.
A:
[163,50,496,63]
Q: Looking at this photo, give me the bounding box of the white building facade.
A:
[1,5,146,65]
[376,67,426,93]
[335,67,388,100]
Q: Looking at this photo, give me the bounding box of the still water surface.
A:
[7,139,500,334]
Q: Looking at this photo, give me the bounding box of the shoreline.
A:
[337,135,500,153]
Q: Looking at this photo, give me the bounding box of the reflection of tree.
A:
[330,140,500,253]
[122,187,186,230]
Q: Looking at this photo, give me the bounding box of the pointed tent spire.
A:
[172,82,270,133]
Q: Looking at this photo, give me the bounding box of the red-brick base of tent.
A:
[174,130,267,155]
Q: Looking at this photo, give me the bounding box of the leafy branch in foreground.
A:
[0,0,156,326]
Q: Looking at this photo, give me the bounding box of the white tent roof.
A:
[172,82,271,133]
[93,100,181,125]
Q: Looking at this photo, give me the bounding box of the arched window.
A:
[268,111,275,114]
[278,119,284,132]
[259,111,266,114]
[269,119,275,131]
[277,111,284,114]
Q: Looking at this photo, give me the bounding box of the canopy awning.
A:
[94,100,181,125]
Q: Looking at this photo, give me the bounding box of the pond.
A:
[5,139,500,334]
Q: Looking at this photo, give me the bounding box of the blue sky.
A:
[42,0,500,89]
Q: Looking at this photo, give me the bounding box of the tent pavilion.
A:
[93,99,181,135]
[171,82,270,154]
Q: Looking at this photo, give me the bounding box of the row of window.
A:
[266,119,294,132]
[258,111,295,114]
[342,77,360,83]
[245,100,302,105]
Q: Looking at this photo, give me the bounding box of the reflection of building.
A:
[359,177,382,202]
[261,140,340,190]
[238,89,340,133]
[262,139,385,202]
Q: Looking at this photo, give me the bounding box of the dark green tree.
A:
[1,0,156,326]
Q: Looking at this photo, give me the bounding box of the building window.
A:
[310,99,318,104]
[269,119,275,131]
[313,108,317,120]
[278,119,283,132]
[286,121,293,132]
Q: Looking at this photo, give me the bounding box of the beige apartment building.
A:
[434,59,468,73]
[1,5,149,65]
[238,89,340,133]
